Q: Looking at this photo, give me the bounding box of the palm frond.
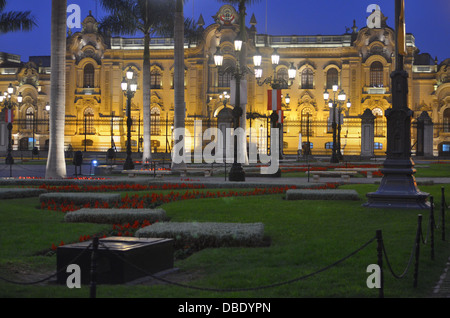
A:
[0,11,37,34]
[0,0,6,13]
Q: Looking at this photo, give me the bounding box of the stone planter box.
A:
[0,188,47,199]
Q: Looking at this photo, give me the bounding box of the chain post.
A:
[376,229,384,298]
[413,214,422,288]
[90,237,99,298]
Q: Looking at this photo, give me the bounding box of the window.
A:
[83,108,95,135]
[83,64,95,88]
[151,107,161,135]
[326,68,338,89]
[325,142,333,149]
[444,108,450,133]
[301,68,314,89]
[302,142,313,149]
[370,61,383,87]
[374,142,383,150]
[150,69,162,89]
[218,71,232,88]
[276,68,289,82]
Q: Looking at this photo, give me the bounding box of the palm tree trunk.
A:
[172,0,187,169]
[142,32,152,164]
[46,0,67,178]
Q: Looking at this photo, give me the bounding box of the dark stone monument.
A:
[56,237,174,284]
[364,0,430,209]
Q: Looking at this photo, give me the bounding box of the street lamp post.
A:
[121,67,137,170]
[323,85,350,163]
[214,38,248,182]
[0,83,22,176]
[253,49,296,176]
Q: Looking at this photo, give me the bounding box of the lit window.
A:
[83,64,95,88]
[370,62,383,87]
[301,68,314,89]
[326,68,338,89]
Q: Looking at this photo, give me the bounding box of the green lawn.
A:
[0,184,449,298]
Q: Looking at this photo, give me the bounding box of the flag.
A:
[278,110,283,124]
[267,89,282,111]
[398,0,406,56]
[5,109,13,123]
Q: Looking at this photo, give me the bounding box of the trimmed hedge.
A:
[39,192,121,205]
[0,188,47,199]
[135,222,266,249]
[285,189,360,201]
[64,208,168,224]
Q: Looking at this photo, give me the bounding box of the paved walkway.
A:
[1,160,450,298]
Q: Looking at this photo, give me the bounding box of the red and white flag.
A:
[267,89,282,111]
[278,110,283,124]
[5,109,13,123]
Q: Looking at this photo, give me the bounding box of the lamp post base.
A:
[123,156,135,170]
[364,158,430,209]
[228,163,245,182]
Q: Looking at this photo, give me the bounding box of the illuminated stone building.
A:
[1,5,449,158]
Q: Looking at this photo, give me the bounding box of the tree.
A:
[0,0,36,34]
[171,0,186,170]
[46,0,67,179]
[99,0,176,165]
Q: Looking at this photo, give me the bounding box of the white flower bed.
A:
[135,222,265,248]
[39,192,121,205]
[285,189,360,201]
[64,208,167,224]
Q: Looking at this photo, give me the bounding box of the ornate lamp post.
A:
[323,85,350,163]
[253,48,296,176]
[214,36,249,182]
[121,67,137,170]
[0,84,22,173]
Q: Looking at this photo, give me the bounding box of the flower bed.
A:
[135,221,267,250]
[64,208,168,224]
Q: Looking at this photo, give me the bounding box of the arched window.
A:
[326,68,338,89]
[151,106,161,135]
[83,107,95,135]
[83,64,95,88]
[444,108,450,132]
[276,68,289,82]
[301,68,314,89]
[150,68,162,89]
[370,62,383,87]
[25,107,34,130]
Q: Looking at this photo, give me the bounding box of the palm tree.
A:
[99,0,176,165]
[45,0,67,179]
[171,0,186,170]
[0,0,36,34]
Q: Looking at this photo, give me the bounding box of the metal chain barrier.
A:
[97,237,377,293]
[0,242,93,286]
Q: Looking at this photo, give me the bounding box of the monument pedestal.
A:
[56,237,174,284]
[364,158,430,209]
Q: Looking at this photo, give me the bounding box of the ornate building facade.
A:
[1,5,450,158]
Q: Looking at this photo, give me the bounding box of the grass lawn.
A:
[0,183,449,299]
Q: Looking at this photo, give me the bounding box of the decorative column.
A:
[364,0,429,209]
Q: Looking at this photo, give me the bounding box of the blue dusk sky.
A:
[0,0,449,63]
